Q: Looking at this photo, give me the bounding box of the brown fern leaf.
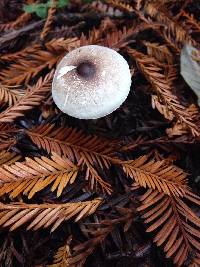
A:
[27,124,115,168]
[0,70,54,123]
[48,238,72,267]
[121,135,148,152]
[152,95,175,121]
[40,0,57,40]
[102,25,137,50]
[104,0,134,12]
[90,1,123,17]
[80,155,112,194]
[166,120,188,137]
[0,198,102,232]
[68,209,134,266]
[189,256,200,267]
[0,12,31,32]
[185,189,200,207]
[27,124,115,194]
[0,44,41,62]
[167,105,200,137]
[0,124,17,151]
[0,84,24,106]
[0,152,78,199]
[0,150,22,166]
[135,0,143,10]
[127,48,200,136]
[138,189,200,266]
[49,226,111,267]
[80,27,105,46]
[102,23,160,51]
[49,207,134,266]
[0,38,80,85]
[180,11,200,33]
[121,155,187,197]
[144,41,173,65]
[144,2,195,52]
[69,228,110,267]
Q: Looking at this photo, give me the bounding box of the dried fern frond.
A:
[0,124,17,151]
[27,124,115,168]
[144,41,173,65]
[0,84,24,106]
[69,228,111,267]
[1,25,111,85]
[127,48,200,136]
[185,190,200,206]
[49,225,111,267]
[138,189,200,266]
[90,1,123,17]
[67,209,134,266]
[27,124,115,194]
[180,11,200,33]
[48,238,72,267]
[27,124,190,196]
[80,155,112,194]
[102,26,136,50]
[102,23,158,51]
[135,0,143,10]
[189,256,200,267]
[0,12,31,32]
[122,155,187,197]
[0,70,54,123]
[152,95,175,120]
[0,152,78,199]
[0,44,42,62]
[166,120,188,137]
[144,2,194,52]
[0,150,22,166]
[104,0,134,12]
[0,198,102,231]
[80,27,105,46]
[40,0,57,40]
[0,38,79,85]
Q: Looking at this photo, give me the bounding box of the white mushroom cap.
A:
[52,45,131,119]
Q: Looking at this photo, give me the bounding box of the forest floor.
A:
[0,0,200,266]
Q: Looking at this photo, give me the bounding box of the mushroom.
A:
[52,45,131,119]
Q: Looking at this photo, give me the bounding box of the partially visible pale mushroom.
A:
[52,45,131,119]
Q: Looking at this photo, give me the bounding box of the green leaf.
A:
[58,0,69,8]
[23,4,38,14]
[46,0,54,8]
[23,0,70,19]
[35,5,49,18]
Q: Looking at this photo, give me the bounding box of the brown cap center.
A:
[76,61,96,79]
